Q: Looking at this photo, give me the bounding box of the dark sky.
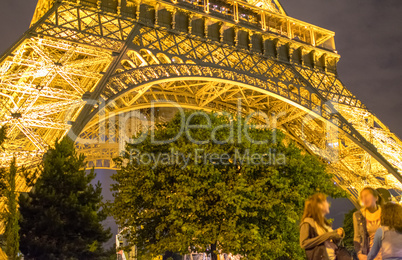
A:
[1,0,400,239]
[280,0,402,137]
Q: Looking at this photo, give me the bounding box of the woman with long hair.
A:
[300,193,345,260]
[366,202,402,260]
[353,187,384,260]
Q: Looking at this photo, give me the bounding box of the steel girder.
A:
[76,59,402,202]
[0,0,401,235]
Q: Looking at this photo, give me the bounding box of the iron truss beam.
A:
[0,0,402,235]
[79,78,402,203]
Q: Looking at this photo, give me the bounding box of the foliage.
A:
[0,158,21,260]
[0,126,21,259]
[19,137,112,260]
[0,125,7,192]
[109,111,346,259]
[343,208,357,259]
[97,244,118,260]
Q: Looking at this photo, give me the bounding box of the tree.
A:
[110,111,346,260]
[0,126,21,259]
[19,137,112,260]
[100,244,118,260]
[0,158,20,260]
[0,126,8,195]
[343,208,357,259]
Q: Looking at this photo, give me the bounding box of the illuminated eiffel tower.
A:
[1,0,402,227]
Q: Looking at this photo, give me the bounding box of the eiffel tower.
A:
[1,0,402,229]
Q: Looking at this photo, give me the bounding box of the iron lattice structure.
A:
[1,0,402,222]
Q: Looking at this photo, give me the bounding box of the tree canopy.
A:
[19,137,112,260]
[0,126,21,259]
[342,208,357,257]
[110,111,346,259]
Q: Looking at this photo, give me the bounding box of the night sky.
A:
[1,0,401,245]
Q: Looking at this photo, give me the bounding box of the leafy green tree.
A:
[19,137,112,260]
[99,244,118,260]
[0,126,22,259]
[0,126,8,194]
[0,158,20,260]
[110,111,346,260]
[343,208,357,258]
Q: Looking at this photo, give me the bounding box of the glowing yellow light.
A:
[36,68,50,77]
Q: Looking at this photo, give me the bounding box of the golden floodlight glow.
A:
[0,0,401,237]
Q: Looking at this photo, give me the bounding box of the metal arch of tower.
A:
[0,0,401,223]
[65,0,402,202]
[76,61,402,200]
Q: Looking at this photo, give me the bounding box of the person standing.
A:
[353,187,384,260]
[365,202,402,260]
[300,193,345,260]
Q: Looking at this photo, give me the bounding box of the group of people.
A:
[299,188,402,260]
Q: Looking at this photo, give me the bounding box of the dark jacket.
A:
[300,218,342,260]
[353,210,370,255]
